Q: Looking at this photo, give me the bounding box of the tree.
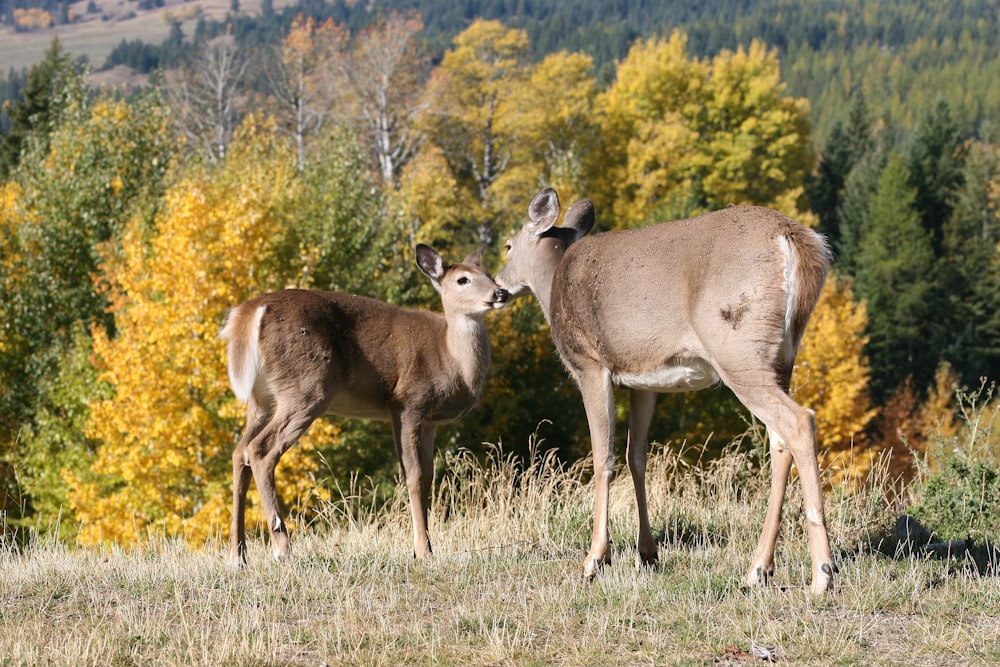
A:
[0,87,174,524]
[336,10,428,188]
[807,93,875,248]
[793,273,878,483]
[164,33,252,165]
[593,31,705,227]
[937,136,1000,386]
[68,118,331,545]
[905,100,966,254]
[0,37,75,179]
[833,134,890,275]
[593,32,814,228]
[423,19,531,246]
[690,39,814,215]
[503,50,598,207]
[854,153,938,401]
[265,15,347,169]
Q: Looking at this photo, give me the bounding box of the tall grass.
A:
[2,427,999,666]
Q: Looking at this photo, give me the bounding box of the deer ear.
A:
[562,199,596,241]
[415,244,445,288]
[461,248,484,267]
[527,187,560,236]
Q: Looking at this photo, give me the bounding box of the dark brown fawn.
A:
[222,244,509,565]
[495,188,836,594]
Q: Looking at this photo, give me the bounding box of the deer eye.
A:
[457,276,470,285]
[504,241,512,252]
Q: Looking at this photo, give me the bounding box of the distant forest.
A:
[2,0,999,142]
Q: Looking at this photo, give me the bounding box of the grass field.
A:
[0,0,296,74]
[3,441,999,666]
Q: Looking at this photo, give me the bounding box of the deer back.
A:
[548,206,829,383]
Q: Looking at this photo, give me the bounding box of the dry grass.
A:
[2,441,1000,666]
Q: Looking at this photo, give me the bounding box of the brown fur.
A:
[496,188,837,594]
[221,245,508,566]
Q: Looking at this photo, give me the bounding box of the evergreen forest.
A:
[0,2,998,546]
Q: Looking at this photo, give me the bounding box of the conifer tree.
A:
[0,37,74,179]
[854,153,938,401]
[937,137,1000,386]
[905,100,966,254]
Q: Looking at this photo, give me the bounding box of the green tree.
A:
[0,37,75,179]
[0,86,174,524]
[854,153,937,401]
[905,100,966,254]
[807,92,874,249]
[937,136,1000,386]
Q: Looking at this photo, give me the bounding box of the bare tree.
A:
[336,11,429,188]
[164,34,252,165]
[262,16,348,169]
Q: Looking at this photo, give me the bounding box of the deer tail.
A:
[784,224,832,349]
[220,303,266,404]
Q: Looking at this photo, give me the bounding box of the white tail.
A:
[221,244,509,565]
[496,188,836,594]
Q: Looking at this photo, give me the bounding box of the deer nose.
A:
[495,287,510,303]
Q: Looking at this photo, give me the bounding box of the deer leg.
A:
[392,413,433,560]
[727,381,836,594]
[746,432,793,586]
[246,409,318,561]
[578,368,616,580]
[230,403,268,567]
[627,389,658,569]
[231,445,254,567]
[419,423,437,555]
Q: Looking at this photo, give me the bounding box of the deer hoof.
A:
[812,562,837,594]
[582,554,610,581]
[744,563,774,588]
[635,549,658,571]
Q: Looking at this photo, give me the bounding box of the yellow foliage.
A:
[68,119,334,547]
[595,31,704,226]
[391,144,474,252]
[794,273,878,485]
[13,7,52,30]
[594,31,813,227]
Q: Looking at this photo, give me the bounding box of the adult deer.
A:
[221,245,509,566]
[496,188,836,594]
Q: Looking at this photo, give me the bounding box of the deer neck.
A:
[529,237,569,324]
[445,313,491,393]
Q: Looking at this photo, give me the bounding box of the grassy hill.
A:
[3,444,999,665]
[0,0,294,75]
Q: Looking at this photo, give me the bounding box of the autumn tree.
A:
[0,85,174,523]
[793,273,878,483]
[265,15,347,169]
[335,10,428,188]
[594,32,814,228]
[164,33,252,165]
[423,19,531,246]
[503,50,598,206]
[593,31,704,227]
[68,118,330,545]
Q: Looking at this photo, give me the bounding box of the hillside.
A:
[2,0,998,140]
[0,0,295,74]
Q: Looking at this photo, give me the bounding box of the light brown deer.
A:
[221,244,509,566]
[496,188,837,594]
